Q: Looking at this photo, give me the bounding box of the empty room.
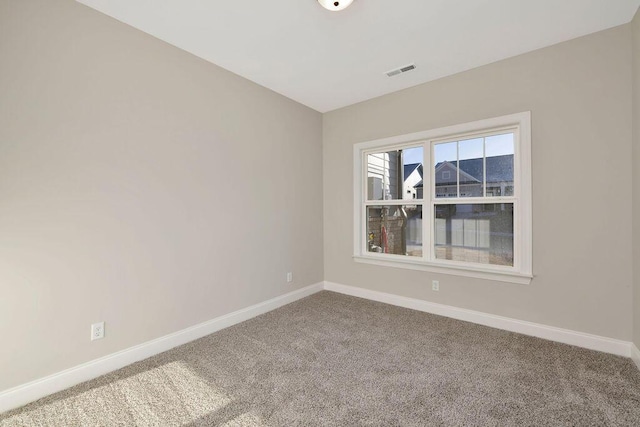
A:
[2,0,640,425]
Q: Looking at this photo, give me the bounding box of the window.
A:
[353,112,532,284]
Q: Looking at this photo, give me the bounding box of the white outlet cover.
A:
[91,322,105,341]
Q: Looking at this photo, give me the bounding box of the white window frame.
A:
[353,112,532,284]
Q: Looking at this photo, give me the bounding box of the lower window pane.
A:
[367,205,422,257]
[434,203,513,266]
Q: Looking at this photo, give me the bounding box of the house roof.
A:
[435,154,513,183]
[403,163,423,181]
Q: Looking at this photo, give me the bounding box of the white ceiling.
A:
[77,0,640,113]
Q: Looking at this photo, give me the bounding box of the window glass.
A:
[434,203,513,266]
[367,205,423,257]
[367,146,423,200]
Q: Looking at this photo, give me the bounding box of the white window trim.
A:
[353,112,532,285]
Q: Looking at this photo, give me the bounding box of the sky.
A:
[402,133,514,165]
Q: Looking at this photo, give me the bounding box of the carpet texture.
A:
[2,291,640,426]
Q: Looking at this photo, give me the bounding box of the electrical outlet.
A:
[91,322,105,341]
[432,280,440,291]
[286,272,293,283]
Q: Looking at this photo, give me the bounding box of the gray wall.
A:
[0,0,323,391]
[324,25,633,340]
[633,7,640,349]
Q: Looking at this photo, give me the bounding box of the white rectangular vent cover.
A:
[385,64,416,77]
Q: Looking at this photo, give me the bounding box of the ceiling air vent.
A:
[385,64,416,77]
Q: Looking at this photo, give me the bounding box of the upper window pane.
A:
[434,141,457,198]
[367,146,423,200]
[485,133,514,196]
[434,132,515,199]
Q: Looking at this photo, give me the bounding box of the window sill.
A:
[353,255,532,285]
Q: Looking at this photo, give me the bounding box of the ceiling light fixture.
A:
[317,0,354,12]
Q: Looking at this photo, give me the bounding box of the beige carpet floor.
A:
[2,291,640,426]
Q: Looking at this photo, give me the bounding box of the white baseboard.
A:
[323,281,633,358]
[2,281,636,414]
[0,282,324,414]
[632,344,640,371]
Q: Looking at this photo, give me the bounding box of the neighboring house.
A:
[367,154,423,201]
[414,179,424,199]
[403,163,423,200]
[367,151,402,200]
[434,154,514,197]
[414,154,514,199]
